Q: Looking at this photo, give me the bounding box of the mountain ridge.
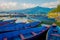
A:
[0,6,53,14]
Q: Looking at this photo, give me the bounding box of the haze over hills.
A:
[0,6,53,14]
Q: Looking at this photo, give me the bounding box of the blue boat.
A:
[0,26,49,40]
[0,21,41,33]
[24,21,40,28]
[46,25,60,40]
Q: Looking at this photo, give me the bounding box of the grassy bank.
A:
[41,21,60,26]
[55,21,60,26]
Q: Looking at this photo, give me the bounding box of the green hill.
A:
[48,5,60,26]
[49,5,60,13]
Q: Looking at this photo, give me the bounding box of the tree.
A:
[48,5,60,18]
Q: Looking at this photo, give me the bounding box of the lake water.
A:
[0,14,55,24]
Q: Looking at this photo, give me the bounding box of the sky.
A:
[0,0,59,11]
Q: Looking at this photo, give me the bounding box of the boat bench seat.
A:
[51,34,60,37]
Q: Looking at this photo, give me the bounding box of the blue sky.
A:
[0,0,59,11]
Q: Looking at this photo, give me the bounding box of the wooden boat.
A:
[0,26,49,40]
[46,26,60,40]
[0,21,41,33]
[24,21,41,28]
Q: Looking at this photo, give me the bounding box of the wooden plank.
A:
[3,38,7,40]
[31,32,37,36]
[51,34,60,37]
[20,34,25,40]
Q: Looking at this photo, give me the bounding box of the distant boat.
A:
[0,20,3,22]
[0,20,16,26]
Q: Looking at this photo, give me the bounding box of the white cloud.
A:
[0,2,37,11]
[21,3,37,8]
[0,2,17,11]
[0,0,59,11]
[40,1,59,8]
